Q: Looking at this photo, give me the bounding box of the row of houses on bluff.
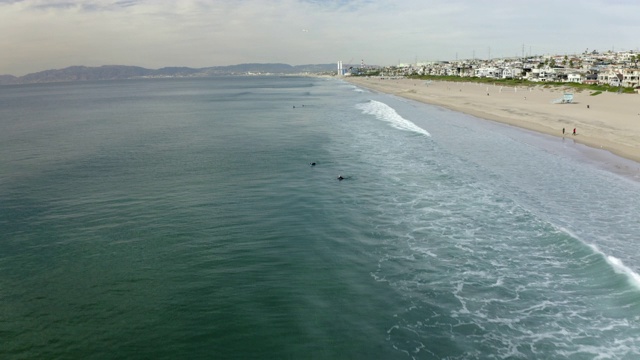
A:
[383,50,640,89]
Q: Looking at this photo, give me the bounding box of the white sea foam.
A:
[606,256,640,289]
[356,100,431,136]
[339,83,366,92]
[587,243,640,290]
[555,226,640,290]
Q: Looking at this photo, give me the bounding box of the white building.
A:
[621,69,640,88]
[567,73,582,83]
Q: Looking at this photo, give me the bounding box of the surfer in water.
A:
[310,162,316,166]
[337,175,344,181]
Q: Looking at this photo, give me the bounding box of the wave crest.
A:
[356,100,430,136]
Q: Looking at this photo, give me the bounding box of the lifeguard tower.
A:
[552,93,574,104]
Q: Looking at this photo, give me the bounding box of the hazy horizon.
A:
[1,63,338,78]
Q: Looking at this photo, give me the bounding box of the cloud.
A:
[1,0,639,76]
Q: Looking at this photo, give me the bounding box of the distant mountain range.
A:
[0,63,338,85]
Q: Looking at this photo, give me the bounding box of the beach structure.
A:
[552,93,574,104]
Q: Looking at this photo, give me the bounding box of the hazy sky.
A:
[1,0,639,76]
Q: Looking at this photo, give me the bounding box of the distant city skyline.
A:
[1,0,639,76]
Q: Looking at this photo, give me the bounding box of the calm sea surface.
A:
[1,76,640,359]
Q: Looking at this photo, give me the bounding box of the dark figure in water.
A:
[310,162,316,166]
[337,175,344,181]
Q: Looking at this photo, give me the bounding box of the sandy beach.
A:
[345,77,640,164]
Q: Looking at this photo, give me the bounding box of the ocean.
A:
[1,76,640,359]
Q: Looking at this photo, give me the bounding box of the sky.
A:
[1,0,639,76]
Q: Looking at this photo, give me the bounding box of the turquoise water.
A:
[1,77,640,359]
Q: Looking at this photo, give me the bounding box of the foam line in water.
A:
[557,226,640,290]
[588,243,640,290]
[606,256,640,290]
[356,100,431,136]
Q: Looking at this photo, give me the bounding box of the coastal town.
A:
[345,50,640,92]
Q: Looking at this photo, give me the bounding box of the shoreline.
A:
[344,77,640,165]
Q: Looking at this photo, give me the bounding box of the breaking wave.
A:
[356,100,430,136]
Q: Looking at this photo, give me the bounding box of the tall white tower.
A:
[337,61,343,75]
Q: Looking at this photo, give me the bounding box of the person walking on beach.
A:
[562,127,565,135]
[573,128,576,135]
